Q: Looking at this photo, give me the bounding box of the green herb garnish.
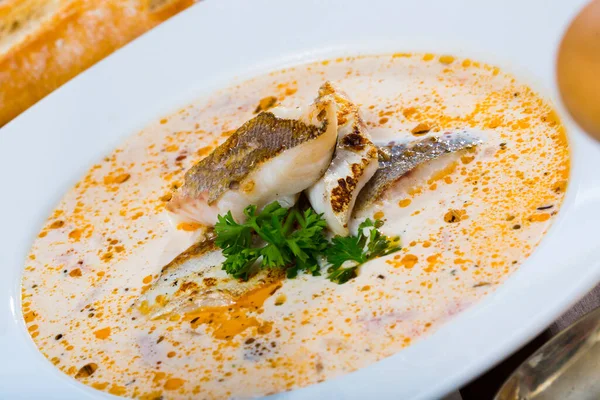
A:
[325,219,401,284]
[215,202,328,280]
[215,202,401,283]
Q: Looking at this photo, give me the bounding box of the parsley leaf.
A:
[326,235,365,268]
[221,248,259,280]
[327,265,359,284]
[325,218,401,284]
[215,203,400,284]
[214,211,252,255]
[215,202,328,280]
[286,209,328,264]
[362,219,401,259]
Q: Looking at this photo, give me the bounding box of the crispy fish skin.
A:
[355,133,482,211]
[137,231,283,319]
[182,113,322,204]
[307,82,379,236]
[167,97,338,225]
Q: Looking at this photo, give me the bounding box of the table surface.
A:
[459,283,600,399]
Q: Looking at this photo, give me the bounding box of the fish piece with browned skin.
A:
[306,82,379,236]
[136,230,284,319]
[355,132,483,211]
[167,95,338,226]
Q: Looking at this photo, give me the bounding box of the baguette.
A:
[0,0,195,127]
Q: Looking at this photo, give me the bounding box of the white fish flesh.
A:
[167,95,338,226]
[137,231,283,319]
[306,82,379,236]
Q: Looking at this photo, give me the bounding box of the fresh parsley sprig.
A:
[215,202,328,280]
[325,219,401,284]
[214,202,401,284]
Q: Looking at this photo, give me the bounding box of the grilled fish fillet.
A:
[167,96,338,226]
[306,82,379,236]
[355,132,483,211]
[137,231,283,319]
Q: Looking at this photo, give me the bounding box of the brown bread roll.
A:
[0,0,195,127]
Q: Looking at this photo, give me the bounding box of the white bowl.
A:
[1,0,600,399]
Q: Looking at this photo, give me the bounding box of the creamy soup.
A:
[21,53,569,399]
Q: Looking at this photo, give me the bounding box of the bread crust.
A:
[0,0,194,127]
